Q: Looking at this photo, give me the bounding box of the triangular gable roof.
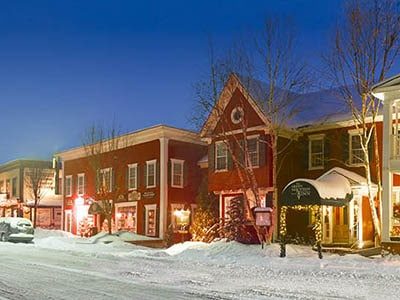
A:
[199,73,270,138]
[371,73,400,95]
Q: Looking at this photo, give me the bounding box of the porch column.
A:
[382,94,394,243]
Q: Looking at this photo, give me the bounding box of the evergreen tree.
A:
[190,177,219,241]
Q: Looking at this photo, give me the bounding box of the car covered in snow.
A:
[0,217,34,243]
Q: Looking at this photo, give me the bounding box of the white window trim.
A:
[77,173,85,196]
[145,204,157,237]
[127,163,138,191]
[308,134,325,170]
[171,159,184,188]
[65,175,72,197]
[115,201,138,233]
[348,131,364,167]
[215,141,228,172]
[146,160,157,188]
[100,167,113,192]
[246,135,260,168]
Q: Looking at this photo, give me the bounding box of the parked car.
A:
[0,217,34,243]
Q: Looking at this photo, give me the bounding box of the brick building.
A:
[56,125,206,240]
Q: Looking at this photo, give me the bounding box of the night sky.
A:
[0,0,342,163]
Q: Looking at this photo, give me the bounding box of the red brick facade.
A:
[57,126,206,240]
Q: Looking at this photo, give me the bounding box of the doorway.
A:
[332,206,349,244]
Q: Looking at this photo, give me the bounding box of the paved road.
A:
[1,241,400,300]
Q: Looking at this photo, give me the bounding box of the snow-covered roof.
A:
[237,75,361,128]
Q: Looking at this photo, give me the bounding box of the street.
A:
[0,232,400,300]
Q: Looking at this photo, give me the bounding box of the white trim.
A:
[145,204,157,237]
[56,125,205,162]
[348,132,364,167]
[77,173,85,196]
[146,160,157,188]
[65,175,72,197]
[64,210,72,232]
[246,136,260,168]
[215,141,228,171]
[170,159,184,188]
[159,137,168,239]
[127,163,138,191]
[115,201,138,233]
[99,167,113,192]
[308,135,324,170]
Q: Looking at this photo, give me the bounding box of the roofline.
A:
[55,124,205,161]
[199,73,270,138]
[371,73,400,95]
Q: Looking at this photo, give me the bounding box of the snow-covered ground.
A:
[0,230,399,299]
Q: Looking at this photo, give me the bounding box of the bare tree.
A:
[195,18,310,243]
[325,0,400,242]
[82,122,127,235]
[25,168,54,228]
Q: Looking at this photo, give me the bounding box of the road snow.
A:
[0,230,399,299]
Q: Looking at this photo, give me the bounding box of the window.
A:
[115,202,137,233]
[145,204,157,236]
[77,173,85,196]
[99,168,112,193]
[247,137,259,167]
[309,135,324,169]
[65,175,72,197]
[215,141,228,171]
[0,180,3,193]
[146,160,156,188]
[171,159,184,188]
[349,133,363,165]
[391,188,400,238]
[12,177,17,197]
[128,164,138,190]
[6,179,10,194]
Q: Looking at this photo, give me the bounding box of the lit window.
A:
[391,189,400,238]
[115,202,137,233]
[171,159,184,188]
[247,138,259,167]
[77,173,85,196]
[309,136,324,169]
[146,160,156,188]
[128,164,137,190]
[65,175,72,197]
[215,141,228,171]
[145,204,157,236]
[350,134,363,165]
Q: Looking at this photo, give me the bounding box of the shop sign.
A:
[128,191,141,201]
[142,191,156,199]
[290,182,312,200]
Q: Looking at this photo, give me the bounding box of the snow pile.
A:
[88,231,159,244]
[32,229,144,256]
[164,240,316,264]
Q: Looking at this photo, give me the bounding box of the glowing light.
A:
[75,197,84,206]
[174,209,190,226]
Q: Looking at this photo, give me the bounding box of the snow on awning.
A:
[26,195,63,207]
[281,170,353,207]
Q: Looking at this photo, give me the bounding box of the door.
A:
[64,210,72,233]
[332,206,349,244]
[322,206,333,244]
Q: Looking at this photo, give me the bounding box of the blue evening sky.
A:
[0,0,343,163]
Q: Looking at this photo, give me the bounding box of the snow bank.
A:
[88,231,159,244]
